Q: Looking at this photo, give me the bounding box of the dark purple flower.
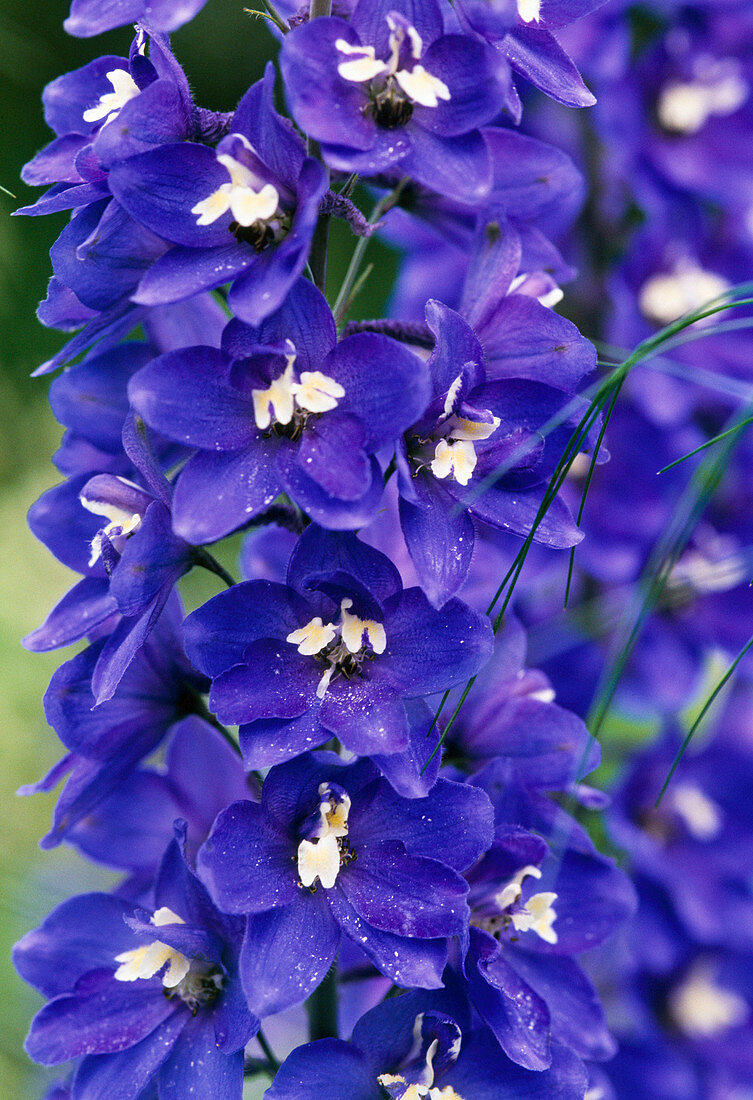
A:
[65,0,209,36]
[183,527,493,771]
[396,299,586,606]
[456,0,603,115]
[128,278,430,541]
[197,752,493,1015]
[25,413,196,703]
[65,716,251,891]
[14,828,257,1097]
[22,596,207,849]
[461,823,633,1070]
[265,983,589,1097]
[280,0,513,200]
[108,67,327,325]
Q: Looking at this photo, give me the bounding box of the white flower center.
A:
[297,783,353,889]
[638,260,730,327]
[517,0,541,23]
[669,545,748,597]
[114,907,190,988]
[251,347,345,432]
[493,864,559,944]
[669,961,748,1037]
[80,478,144,568]
[82,68,140,127]
[192,135,281,228]
[657,57,748,134]
[671,784,723,840]
[287,597,386,699]
[429,407,501,488]
[377,1079,464,1099]
[336,17,450,109]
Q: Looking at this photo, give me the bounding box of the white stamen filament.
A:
[82,69,140,126]
[286,616,338,656]
[336,40,388,82]
[251,351,344,431]
[340,598,387,655]
[80,486,144,568]
[431,438,477,486]
[291,371,345,415]
[511,891,559,944]
[297,834,341,888]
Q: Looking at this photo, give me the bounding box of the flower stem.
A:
[306,966,339,1040]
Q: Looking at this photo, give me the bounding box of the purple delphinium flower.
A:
[18,30,212,205]
[183,526,493,772]
[445,615,602,801]
[461,821,633,1071]
[65,0,209,37]
[108,66,327,325]
[608,726,753,953]
[197,751,494,1016]
[384,128,585,323]
[456,0,603,115]
[23,595,208,849]
[265,982,589,1097]
[64,716,251,898]
[280,0,513,201]
[128,277,431,541]
[17,31,230,336]
[396,299,585,607]
[25,413,195,703]
[14,827,257,1098]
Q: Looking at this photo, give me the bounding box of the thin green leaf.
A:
[655,633,753,807]
[657,416,753,474]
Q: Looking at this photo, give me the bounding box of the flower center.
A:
[79,476,146,569]
[377,1014,464,1099]
[657,56,748,135]
[82,68,140,127]
[473,864,558,944]
[412,374,501,487]
[336,14,450,129]
[113,907,224,1012]
[192,134,287,248]
[287,597,386,698]
[669,961,748,1037]
[297,782,356,889]
[517,0,541,23]
[251,344,345,438]
[638,259,730,327]
[670,784,723,841]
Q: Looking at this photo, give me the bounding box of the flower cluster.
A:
[13,0,753,1097]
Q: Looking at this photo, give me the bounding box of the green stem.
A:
[193,697,243,759]
[333,179,409,328]
[256,1026,280,1073]
[192,548,236,588]
[306,967,339,1041]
